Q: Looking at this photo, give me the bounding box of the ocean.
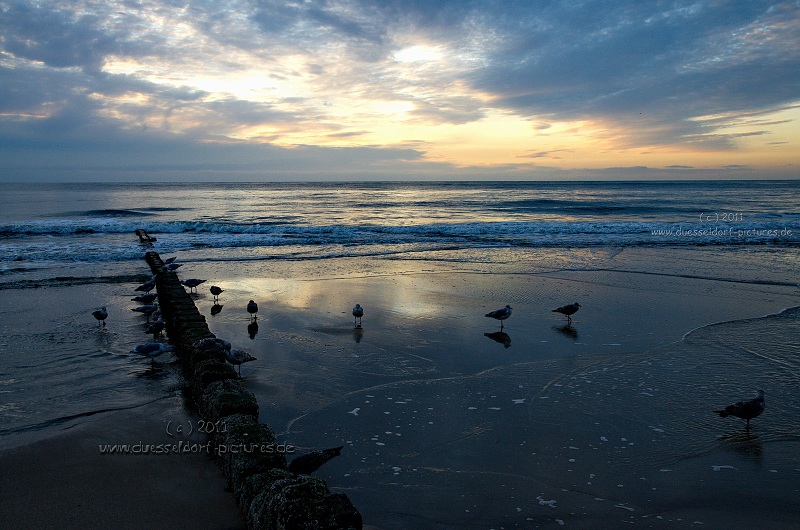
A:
[1,180,799,528]
[1,181,798,272]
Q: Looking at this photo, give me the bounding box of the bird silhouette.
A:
[131,303,158,321]
[485,305,512,330]
[552,302,581,323]
[352,304,364,328]
[247,300,258,321]
[224,348,257,376]
[135,275,158,292]
[131,293,158,304]
[132,342,174,363]
[180,278,206,293]
[92,307,108,327]
[147,318,165,338]
[714,390,765,429]
[210,285,224,302]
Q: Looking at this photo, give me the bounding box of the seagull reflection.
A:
[353,327,364,343]
[553,323,578,339]
[248,320,259,339]
[133,364,169,379]
[211,303,224,316]
[484,331,511,348]
[717,430,764,466]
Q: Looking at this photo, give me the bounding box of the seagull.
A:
[92,306,108,327]
[180,278,206,292]
[225,348,257,375]
[147,318,165,338]
[131,293,158,304]
[160,263,182,272]
[210,285,224,302]
[484,331,511,348]
[164,256,178,265]
[552,302,581,323]
[135,275,158,292]
[131,303,158,321]
[485,305,512,330]
[194,337,232,358]
[132,342,174,362]
[247,300,258,321]
[352,304,364,328]
[714,390,765,429]
[288,446,344,475]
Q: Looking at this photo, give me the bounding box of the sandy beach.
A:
[1,245,799,529]
[0,397,244,529]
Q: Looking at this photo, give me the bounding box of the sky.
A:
[0,0,798,181]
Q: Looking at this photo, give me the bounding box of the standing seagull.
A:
[352,304,364,328]
[147,318,165,339]
[224,348,257,376]
[181,278,206,293]
[135,275,158,293]
[132,342,174,363]
[485,305,513,330]
[131,303,159,321]
[132,293,158,304]
[552,302,581,323]
[92,306,108,327]
[247,300,258,321]
[210,285,224,302]
[714,389,765,429]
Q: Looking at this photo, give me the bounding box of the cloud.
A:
[1,3,118,70]
[0,0,797,181]
[469,0,800,148]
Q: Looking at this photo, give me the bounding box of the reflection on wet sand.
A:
[247,321,259,339]
[484,331,511,348]
[553,323,578,339]
[132,363,170,380]
[718,430,764,466]
[210,303,224,316]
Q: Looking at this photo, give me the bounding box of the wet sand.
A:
[2,247,798,529]
[185,251,799,529]
[0,398,245,529]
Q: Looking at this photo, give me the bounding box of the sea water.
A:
[1,181,798,270]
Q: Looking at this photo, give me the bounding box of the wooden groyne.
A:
[138,235,362,530]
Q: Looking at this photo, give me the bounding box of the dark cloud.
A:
[469,0,800,147]
[1,3,121,70]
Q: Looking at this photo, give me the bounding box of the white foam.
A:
[536,496,557,508]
